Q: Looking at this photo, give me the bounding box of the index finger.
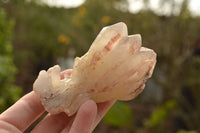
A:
[0,91,45,132]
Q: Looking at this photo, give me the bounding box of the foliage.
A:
[145,99,177,127]
[103,101,133,127]
[177,130,198,133]
[1,0,200,132]
[0,8,22,113]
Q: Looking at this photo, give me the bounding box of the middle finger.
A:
[31,112,72,133]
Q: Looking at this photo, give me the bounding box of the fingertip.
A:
[69,100,97,133]
[80,100,97,114]
[60,69,73,79]
[77,100,97,125]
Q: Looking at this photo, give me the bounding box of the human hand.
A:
[0,69,115,133]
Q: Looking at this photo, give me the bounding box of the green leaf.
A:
[176,130,198,133]
[0,8,22,113]
[103,101,133,127]
[145,99,177,127]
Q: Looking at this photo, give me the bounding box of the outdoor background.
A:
[0,0,200,133]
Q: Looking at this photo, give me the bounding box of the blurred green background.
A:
[0,0,200,132]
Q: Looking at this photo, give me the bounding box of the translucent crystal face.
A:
[33,22,157,116]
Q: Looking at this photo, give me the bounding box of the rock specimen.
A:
[33,22,157,116]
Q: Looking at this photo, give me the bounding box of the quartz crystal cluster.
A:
[33,22,157,116]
